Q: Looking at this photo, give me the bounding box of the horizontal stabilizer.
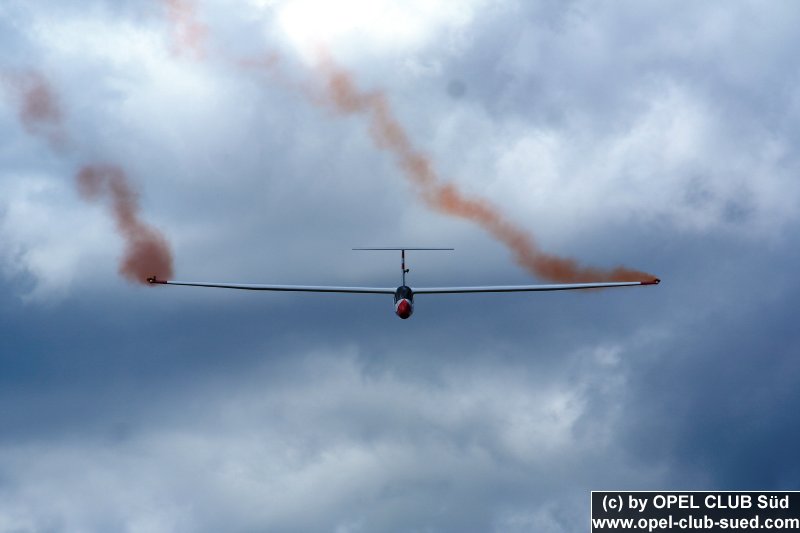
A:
[353,247,454,251]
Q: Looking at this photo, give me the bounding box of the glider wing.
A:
[413,279,660,294]
[147,277,395,294]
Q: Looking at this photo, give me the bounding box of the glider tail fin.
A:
[352,247,454,285]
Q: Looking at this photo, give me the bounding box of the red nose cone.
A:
[395,299,412,319]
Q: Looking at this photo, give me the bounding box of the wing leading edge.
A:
[148,277,659,294]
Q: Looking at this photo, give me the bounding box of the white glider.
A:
[148,248,659,319]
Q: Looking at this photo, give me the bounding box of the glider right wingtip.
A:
[641,278,661,286]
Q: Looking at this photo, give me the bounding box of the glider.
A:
[148,248,660,319]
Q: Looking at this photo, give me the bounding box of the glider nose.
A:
[395,298,412,319]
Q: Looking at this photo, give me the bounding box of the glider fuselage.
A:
[394,285,414,319]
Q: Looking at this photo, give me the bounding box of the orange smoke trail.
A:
[1,70,67,149]
[2,67,175,285]
[163,0,208,59]
[77,165,174,283]
[152,3,653,282]
[318,56,656,283]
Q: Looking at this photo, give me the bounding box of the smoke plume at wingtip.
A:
[316,55,656,283]
[2,67,175,286]
[77,165,174,284]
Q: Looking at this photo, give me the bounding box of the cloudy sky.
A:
[1,1,799,531]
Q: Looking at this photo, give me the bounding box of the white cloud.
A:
[275,0,486,63]
[422,69,799,245]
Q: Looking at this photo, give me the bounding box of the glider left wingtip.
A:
[147,276,167,285]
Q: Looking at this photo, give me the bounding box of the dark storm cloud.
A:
[3,230,793,532]
[616,245,800,489]
[1,1,800,532]
[0,288,666,532]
